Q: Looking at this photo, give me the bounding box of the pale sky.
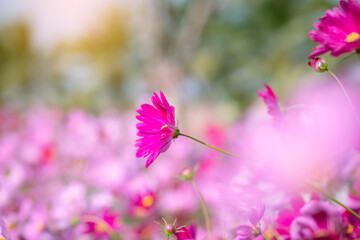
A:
[0,0,142,50]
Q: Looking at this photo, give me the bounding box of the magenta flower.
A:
[174,225,196,240]
[235,204,266,240]
[290,201,346,239]
[309,0,360,58]
[308,57,328,72]
[257,84,281,119]
[136,91,179,168]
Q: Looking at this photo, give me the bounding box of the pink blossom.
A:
[309,0,360,58]
[135,91,179,168]
[22,207,47,240]
[174,225,196,240]
[257,84,281,120]
[234,204,266,240]
[290,201,346,239]
[131,192,156,218]
[83,209,122,239]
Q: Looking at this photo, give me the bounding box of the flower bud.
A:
[181,167,195,181]
[164,224,176,235]
[308,57,328,72]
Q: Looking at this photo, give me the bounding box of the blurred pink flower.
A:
[234,204,265,240]
[136,91,179,168]
[244,83,357,190]
[83,209,122,239]
[174,225,196,240]
[131,192,156,218]
[275,194,319,238]
[290,201,346,239]
[22,207,47,240]
[257,84,281,120]
[309,0,360,58]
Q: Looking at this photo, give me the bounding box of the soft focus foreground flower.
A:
[245,83,357,191]
[309,0,360,58]
[308,57,328,72]
[174,225,196,240]
[257,84,281,120]
[136,91,179,168]
[234,204,265,240]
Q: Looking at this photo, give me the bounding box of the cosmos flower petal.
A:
[309,0,360,58]
[135,91,178,168]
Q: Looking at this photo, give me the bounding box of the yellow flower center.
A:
[345,32,360,43]
[161,124,168,130]
[95,221,109,233]
[141,195,154,207]
[38,223,45,231]
[8,222,16,230]
[347,223,354,234]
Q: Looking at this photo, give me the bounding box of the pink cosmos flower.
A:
[83,209,122,239]
[309,0,360,58]
[257,84,281,119]
[136,91,179,168]
[235,204,266,240]
[131,192,156,217]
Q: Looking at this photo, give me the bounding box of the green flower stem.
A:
[328,70,360,122]
[307,183,360,221]
[179,133,242,159]
[166,235,170,240]
[190,179,212,239]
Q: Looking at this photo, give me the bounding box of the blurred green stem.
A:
[190,179,212,239]
[328,70,360,122]
[179,133,242,158]
[307,183,360,221]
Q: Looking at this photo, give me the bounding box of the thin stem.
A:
[190,179,212,239]
[307,183,360,221]
[283,103,326,112]
[179,133,242,159]
[328,70,360,122]
[167,235,170,240]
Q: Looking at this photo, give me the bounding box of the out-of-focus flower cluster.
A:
[0,108,203,239]
[1,0,360,239]
[2,74,360,239]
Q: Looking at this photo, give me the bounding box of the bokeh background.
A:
[0,0,343,119]
[2,1,360,239]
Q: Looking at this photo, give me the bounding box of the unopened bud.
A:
[181,167,195,181]
[164,224,176,235]
[308,57,328,72]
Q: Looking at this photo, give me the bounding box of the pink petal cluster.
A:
[136,91,178,168]
[309,0,360,58]
[257,84,281,120]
